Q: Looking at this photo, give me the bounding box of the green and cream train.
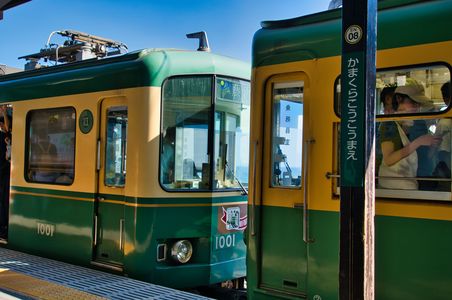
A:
[0,31,250,289]
[247,0,452,299]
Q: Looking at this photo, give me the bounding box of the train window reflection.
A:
[377,118,452,193]
[271,82,303,188]
[334,64,451,116]
[161,76,211,190]
[214,77,250,190]
[26,107,75,185]
[105,107,127,187]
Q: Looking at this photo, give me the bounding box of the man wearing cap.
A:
[378,82,441,190]
[0,105,10,239]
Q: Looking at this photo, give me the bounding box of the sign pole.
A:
[339,0,377,299]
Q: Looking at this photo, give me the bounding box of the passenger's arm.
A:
[381,135,442,166]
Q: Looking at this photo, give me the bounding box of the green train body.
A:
[248,0,452,299]
[0,44,250,289]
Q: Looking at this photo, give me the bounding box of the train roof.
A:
[253,0,452,67]
[0,48,250,102]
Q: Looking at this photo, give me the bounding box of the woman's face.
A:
[397,95,420,113]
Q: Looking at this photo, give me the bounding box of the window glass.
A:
[105,107,127,187]
[161,76,211,190]
[376,117,451,193]
[26,107,75,184]
[334,64,451,116]
[271,82,303,188]
[214,77,250,189]
[377,65,450,115]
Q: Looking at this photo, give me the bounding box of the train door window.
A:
[333,64,452,200]
[214,77,250,190]
[271,82,303,188]
[161,76,211,190]
[104,107,127,187]
[26,107,76,185]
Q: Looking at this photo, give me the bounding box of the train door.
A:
[93,97,128,268]
[259,74,309,297]
[0,104,12,241]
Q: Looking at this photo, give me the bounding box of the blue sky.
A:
[1,0,332,69]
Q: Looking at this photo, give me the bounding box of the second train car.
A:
[0,30,250,289]
[248,0,452,299]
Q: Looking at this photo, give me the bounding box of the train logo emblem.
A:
[221,207,247,231]
[79,109,94,134]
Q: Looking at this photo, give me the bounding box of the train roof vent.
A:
[19,30,128,70]
[186,31,210,52]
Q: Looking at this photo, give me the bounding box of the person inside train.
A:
[0,105,11,239]
[161,126,176,186]
[380,86,397,115]
[30,132,58,183]
[378,82,441,190]
[376,86,397,179]
[431,81,452,190]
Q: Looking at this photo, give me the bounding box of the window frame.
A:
[333,62,452,118]
[104,105,128,188]
[269,81,305,189]
[332,62,452,201]
[159,74,250,193]
[24,106,76,186]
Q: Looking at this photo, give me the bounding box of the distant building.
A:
[0,65,22,75]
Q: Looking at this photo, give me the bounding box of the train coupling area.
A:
[0,248,210,299]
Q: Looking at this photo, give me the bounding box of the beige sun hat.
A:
[395,80,432,105]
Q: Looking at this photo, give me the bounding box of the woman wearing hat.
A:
[378,83,441,190]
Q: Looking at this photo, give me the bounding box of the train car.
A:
[247,0,452,299]
[0,30,250,289]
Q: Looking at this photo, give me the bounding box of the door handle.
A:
[303,138,315,243]
[93,215,98,246]
[119,219,125,251]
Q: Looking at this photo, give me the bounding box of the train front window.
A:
[271,82,303,188]
[26,107,76,185]
[161,76,211,190]
[105,107,128,187]
[214,77,250,190]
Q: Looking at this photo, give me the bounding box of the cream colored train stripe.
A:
[11,191,92,202]
[11,191,246,208]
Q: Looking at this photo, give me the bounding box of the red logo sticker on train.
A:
[220,207,247,231]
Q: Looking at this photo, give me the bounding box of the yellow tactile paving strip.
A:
[0,268,107,300]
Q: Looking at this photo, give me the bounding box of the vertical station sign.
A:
[339,0,377,299]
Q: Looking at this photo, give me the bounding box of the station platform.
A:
[0,247,209,299]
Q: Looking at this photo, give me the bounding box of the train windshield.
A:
[160,76,250,191]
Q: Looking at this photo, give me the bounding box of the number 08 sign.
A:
[345,25,363,44]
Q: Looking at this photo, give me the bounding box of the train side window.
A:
[271,82,304,188]
[334,64,451,116]
[25,107,75,185]
[104,107,127,187]
[214,77,250,190]
[333,64,452,200]
[161,76,211,190]
[376,117,452,198]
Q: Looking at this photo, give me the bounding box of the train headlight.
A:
[170,240,193,264]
